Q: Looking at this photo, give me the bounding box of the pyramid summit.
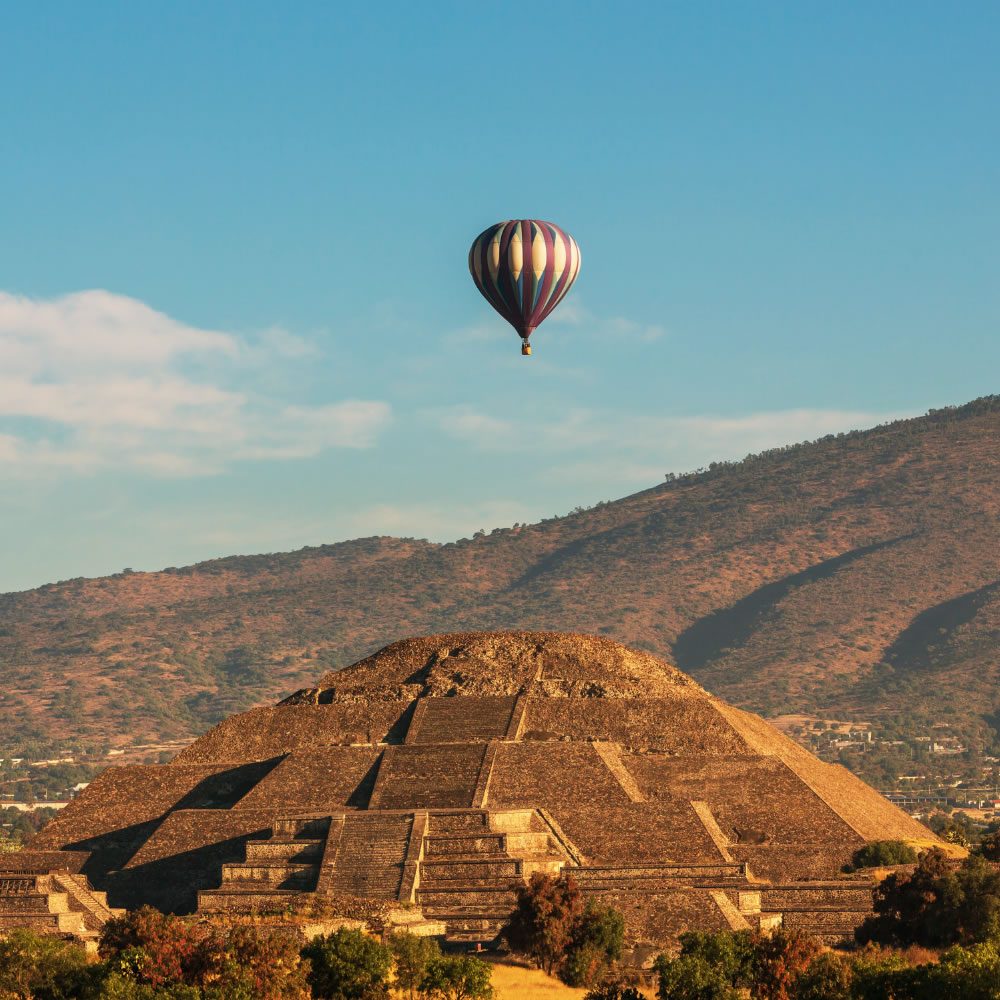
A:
[16,631,937,945]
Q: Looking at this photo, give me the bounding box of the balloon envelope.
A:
[468,220,581,342]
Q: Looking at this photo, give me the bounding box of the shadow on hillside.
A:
[672,536,909,673]
[881,579,1000,672]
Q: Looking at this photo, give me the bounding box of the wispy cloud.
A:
[431,404,909,486]
[546,299,666,343]
[0,290,391,477]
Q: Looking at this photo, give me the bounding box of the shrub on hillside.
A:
[977,829,1000,862]
[655,930,819,1000]
[654,930,754,999]
[749,930,822,1000]
[790,952,852,1000]
[846,840,918,871]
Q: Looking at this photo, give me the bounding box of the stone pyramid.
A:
[24,632,936,945]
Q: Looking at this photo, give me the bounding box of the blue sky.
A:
[1,2,997,592]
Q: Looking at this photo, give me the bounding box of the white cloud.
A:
[0,290,390,477]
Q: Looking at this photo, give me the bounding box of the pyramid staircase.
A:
[415,809,567,944]
[197,817,328,914]
[324,813,415,899]
[0,873,123,941]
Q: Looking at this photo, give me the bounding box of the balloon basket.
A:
[521,343,532,356]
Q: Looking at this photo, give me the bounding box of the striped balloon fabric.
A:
[468,220,581,348]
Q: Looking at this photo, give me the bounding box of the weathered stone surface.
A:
[26,631,940,945]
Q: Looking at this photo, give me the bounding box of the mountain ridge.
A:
[2,396,997,784]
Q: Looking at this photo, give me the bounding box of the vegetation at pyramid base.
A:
[856,847,1000,949]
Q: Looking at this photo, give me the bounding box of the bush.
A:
[674,931,754,986]
[847,840,918,870]
[96,908,308,997]
[301,928,392,1000]
[791,952,852,1000]
[977,830,1000,862]
[99,907,209,988]
[584,982,644,1000]
[419,955,493,999]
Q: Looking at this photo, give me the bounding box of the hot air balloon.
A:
[468,219,581,355]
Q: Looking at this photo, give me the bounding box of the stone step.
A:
[245,840,325,864]
[420,860,520,881]
[0,896,54,915]
[197,888,300,913]
[418,887,518,909]
[573,865,746,881]
[220,865,318,890]
[273,818,331,839]
[222,862,318,880]
[578,877,751,891]
[427,812,492,834]
[424,835,506,856]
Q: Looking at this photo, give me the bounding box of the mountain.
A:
[2,396,997,782]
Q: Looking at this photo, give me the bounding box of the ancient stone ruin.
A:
[3,632,936,947]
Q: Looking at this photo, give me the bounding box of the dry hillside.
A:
[1,396,997,779]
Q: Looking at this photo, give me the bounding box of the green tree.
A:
[674,931,754,987]
[847,950,914,1000]
[419,955,493,1000]
[301,928,392,1000]
[856,847,956,946]
[654,954,739,1000]
[924,941,1000,999]
[953,855,1000,944]
[99,907,211,988]
[563,902,626,987]
[389,932,440,1000]
[96,909,307,998]
[978,830,1000,862]
[857,848,1000,948]
[0,928,91,1000]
